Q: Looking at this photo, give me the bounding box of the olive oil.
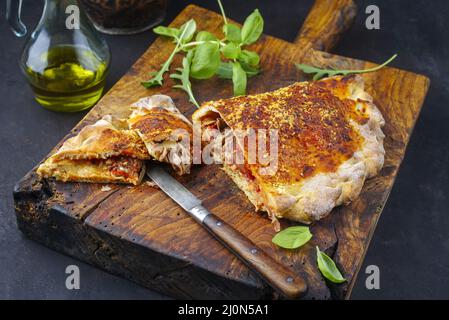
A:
[24,45,108,112]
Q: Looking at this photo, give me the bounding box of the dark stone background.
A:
[0,0,448,299]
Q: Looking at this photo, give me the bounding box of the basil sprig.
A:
[142,0,264,106]
[272,226,312,249]
[316,246,346,283]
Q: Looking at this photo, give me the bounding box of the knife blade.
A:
[146,165,307,299]
[147,165,201,212]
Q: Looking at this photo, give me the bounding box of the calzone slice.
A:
[192,75,385,227]
[37,116,148,185]
[127,95,193,175]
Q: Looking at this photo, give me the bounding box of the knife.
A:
[147,165,307,299]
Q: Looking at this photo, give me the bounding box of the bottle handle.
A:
[6,0,27,37]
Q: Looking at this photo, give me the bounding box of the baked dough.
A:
[50,115,149,161]
[192,75,385,227]
[128,95,193,175]
[37,116,147,185]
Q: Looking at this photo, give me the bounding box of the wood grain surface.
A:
[13,1,430,299]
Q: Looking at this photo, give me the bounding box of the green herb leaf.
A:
[296,64,328,81]
[217,61,260,79]
[141,73,163,88]
[221,42,241,59]
[241,63,261,77]
[153,26,180,39]
[170,51,199,108]
[241,9,264,45]
[141,48,178,88]
[144,1,264,99]
[195,31,217,42]
[178,19,197,43]
[142,22,194,88]
[223,24,242,43]
[238,50,260,66]
[216,61,233,79]
[296,54,398,81]
[232,62,247,96]
[272,226,312,249]
[316,246,346,283]
[190,42,221,79]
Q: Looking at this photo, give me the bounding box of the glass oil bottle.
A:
[7,0,110,112]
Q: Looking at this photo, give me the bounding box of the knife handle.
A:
[200,211,307,299]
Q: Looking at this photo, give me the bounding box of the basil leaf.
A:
[216,61,233,79]
[316,246,346,284]
[238,50,260,66]
[272,226,312,249]
[221,42,241,59]
[191,42,220,79]
[196,31,217,42]
[223,24,242,43]
[241,9,264,45]
[241,63,261,77]
[178,19,197,43]
[232,62,247,96]
[153,26,179,39]
[217,61,259,79]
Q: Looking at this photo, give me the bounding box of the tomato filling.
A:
[107,157,141,179]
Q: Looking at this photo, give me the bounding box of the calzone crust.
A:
[50,115,149,161]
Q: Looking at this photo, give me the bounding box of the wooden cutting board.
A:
[13,0,429,299]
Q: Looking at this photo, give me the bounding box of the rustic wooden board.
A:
[13,2,429,299]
